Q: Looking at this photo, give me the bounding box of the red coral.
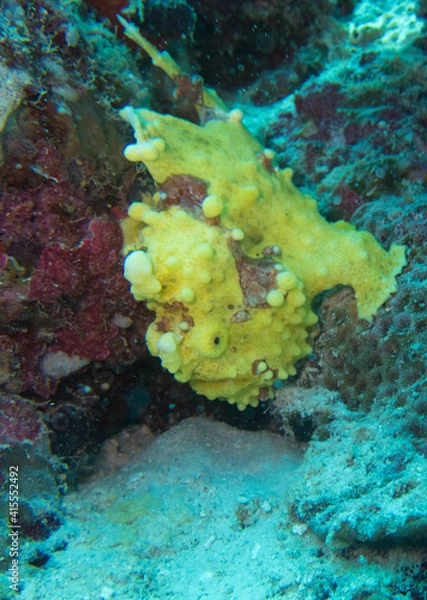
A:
[85,0,130,26]
[56,302,119,361]
[29,220,123,304]
[0,90,149,399]
[158,175,208,210]
[331,183,364,221]
[0,395,44,445]
[0,281,31,323]
[29,219,135,363]
[294,83,345,133]
[29,245,86,303]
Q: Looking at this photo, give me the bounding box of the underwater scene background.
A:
[0,0,427,598]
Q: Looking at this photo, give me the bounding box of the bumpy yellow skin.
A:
[120,106,406,410]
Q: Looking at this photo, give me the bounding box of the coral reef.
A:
[0,395,62,556]
[0,1,154,405]
[0,0,163,492]
[273,384,427,553]
[264,8,427,549]
[1,0,427,597]
[262,7,427,220]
